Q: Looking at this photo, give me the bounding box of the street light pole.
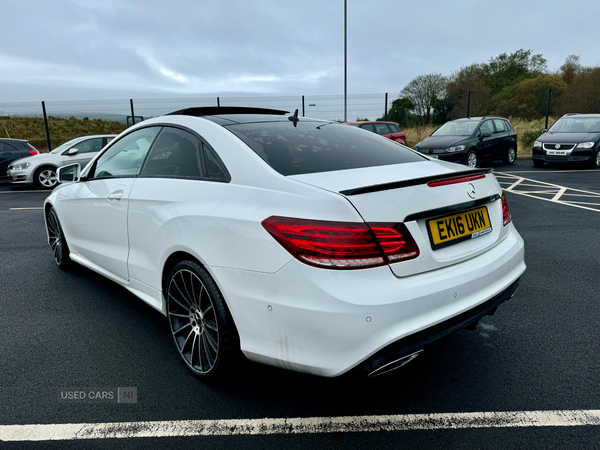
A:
[344,0,347,122]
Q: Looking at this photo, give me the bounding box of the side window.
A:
[493,119,507,134]
[359,124,375,133]
[374,124,391,135]
[479,120,494,136]
[388,123,400,133]
[92,127,160,179]
[0,143,4,152]
[71,137,104,154]
[141,127,203,178]
[203,144,229,181]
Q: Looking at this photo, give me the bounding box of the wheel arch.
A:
[161,250,241,349]
[35,163,60,173]
[161,251,238,324]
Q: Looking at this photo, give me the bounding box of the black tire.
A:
[503,146,516,165]
[34,166,59,190]
[533,159,545,168]
[46,207,72,270]
[591,150,600,169]
[166,260,239,381]
[465,150,478,168]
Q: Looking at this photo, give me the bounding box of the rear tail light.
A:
[427,173,485,187]
[502,192,511,226]
[262,216,419,269]
[28,150,39,155]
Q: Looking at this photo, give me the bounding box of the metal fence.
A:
[0,94,395,151]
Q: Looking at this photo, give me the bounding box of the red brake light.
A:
[28,150,39,155]
[502,192,511,226]
[370,223,419,262]
[427,174,485,187]
[262,217,419,269]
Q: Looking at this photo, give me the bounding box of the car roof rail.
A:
[481,115,503,120]
[167,106,289,117]
[561,113,580,117]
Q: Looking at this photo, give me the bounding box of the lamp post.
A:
[344,0,347,122]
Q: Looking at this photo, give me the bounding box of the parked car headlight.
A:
[446,145,465,153]
[533,141,542,149]
[576,142,595,149]
[11,162,31,170]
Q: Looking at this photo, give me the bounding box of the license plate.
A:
[546,150,568,156]
[427,206,492,250]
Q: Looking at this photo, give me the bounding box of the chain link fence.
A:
[0,94,393,152]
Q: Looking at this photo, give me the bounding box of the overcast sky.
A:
[1,0,600,103]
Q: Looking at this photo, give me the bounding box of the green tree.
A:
[559,55,583,85]
[492,74,566,120]
[446,64,491,118]
[400,73,447,124]
[431,97,455,124]
[379,97,414,127]
[555,67,600,115]
[480,49,547,96]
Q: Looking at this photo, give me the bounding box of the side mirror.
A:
[542,129,548,133]
[58,163,81,184]
[482,132,492,138]
[68,148,79,155]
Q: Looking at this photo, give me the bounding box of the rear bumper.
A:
[352,278,520,377]
[209,225,526,377]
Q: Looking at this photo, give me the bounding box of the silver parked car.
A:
[7,134,116,189]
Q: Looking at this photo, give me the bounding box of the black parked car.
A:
[0,139,39,178]
[532,114,600,168]
[414,116,517,167]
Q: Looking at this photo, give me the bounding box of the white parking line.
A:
[499,169,600,174]
[495,172,600,212]
[552,187,567,202]
[0,190,49,194]
[8,207,44,210]
[1,410,599,441]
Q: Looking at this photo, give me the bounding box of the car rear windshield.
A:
[225,121,424,176]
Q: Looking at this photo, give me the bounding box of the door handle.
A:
[107,190,123,201]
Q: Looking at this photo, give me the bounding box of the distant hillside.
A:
[0,116,126,152]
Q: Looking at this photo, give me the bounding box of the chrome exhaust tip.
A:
[367,349,424,378]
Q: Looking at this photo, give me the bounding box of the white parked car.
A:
[8,134,116,189]
[44,107,525,380]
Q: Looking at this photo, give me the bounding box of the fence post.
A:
[545,88,552,129]
[302,95,305,117]
[217,97,220,107]
[41,101,51,152]
[466,90,471,118]
[384,93,388,121]
[129,99,136,127]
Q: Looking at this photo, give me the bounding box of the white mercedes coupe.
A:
[44,107,526,380]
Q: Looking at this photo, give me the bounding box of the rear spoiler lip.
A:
[339,168,492,196]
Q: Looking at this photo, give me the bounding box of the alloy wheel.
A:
[467,151,477,167]
[38,169,58,188]
[47,210,63,266]
[507,148,516,164]
[168,269,220,374]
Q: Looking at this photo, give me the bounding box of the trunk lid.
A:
[289,160,507,277]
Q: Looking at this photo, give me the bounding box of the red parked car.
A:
[346,121,407,145]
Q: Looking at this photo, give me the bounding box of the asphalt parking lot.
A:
[0,159,599,449]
